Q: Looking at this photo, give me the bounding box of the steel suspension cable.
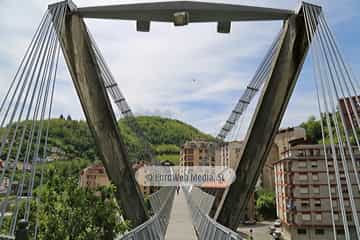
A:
[0,17,55,229]
[306,7,352,238]
[88,30,157,163]
[217,30,283,141]
[0,14,53,183]
[304,5,352,239]
[10,7,65,232]
[303,4,336,238]
[315,11,360,196]
[24,4,67,222]
[308,7,360,238]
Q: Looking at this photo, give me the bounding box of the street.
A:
[237,221,275,240]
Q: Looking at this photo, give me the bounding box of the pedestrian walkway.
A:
[165,189,197,240]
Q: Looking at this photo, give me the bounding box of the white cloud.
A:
[0,0,359,136]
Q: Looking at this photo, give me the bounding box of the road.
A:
[237,221,274,240]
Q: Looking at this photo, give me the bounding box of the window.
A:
[331,187,336,194]
[340,173,346,181]
[298,161,307,168]
[347,214,352,222]
[313,186,320,194]
[309,150,314,156]
[314,200,321,208]
[344,200,350,207]
[315,213,322,221]
[329,174,335,181]
[337,229,345,235]
[302,214,311,221]
[356,160,360,168]
[311,160,318,168]
[328,160,333,167]
[301,201,310,208]
[295,150,305,157]
[297,229,307,235]
[299,174,308,181]
[300,187,309,194]
[333,214,339,221]
[314,149,321,156]
[312,174,319,181]
[332,200,338,207]
[315,229,325,235]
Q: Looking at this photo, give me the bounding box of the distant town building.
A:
[79,162,156,196]
[261,144,279,192]
[47,146,66,161]
[0,177,9,194]
[215,140,278,191]
[275,127,307,157]
[79,164,110,190]
[274,144,360,240]
[339,96,360,130]
[179,140,216,166]
[132,161,153,196]
[215,141,243,168]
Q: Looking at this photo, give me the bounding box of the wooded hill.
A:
[0,116,214,165]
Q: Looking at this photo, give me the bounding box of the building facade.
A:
[179,140,216,166]
[274,144,360,240]
[215,141,243,168]
[274,127,307,157]
[339,96,360,130]
[79,164,110,189]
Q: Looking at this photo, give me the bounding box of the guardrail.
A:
[183,186,243,240]
[117,187,175,240]
[188,187,215,215]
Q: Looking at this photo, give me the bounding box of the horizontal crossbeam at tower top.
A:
[59,0,294,26]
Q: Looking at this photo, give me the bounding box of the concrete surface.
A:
[165,189,197,240]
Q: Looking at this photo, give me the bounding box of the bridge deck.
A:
[165,189,197,240]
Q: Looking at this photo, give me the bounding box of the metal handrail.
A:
[117,187,175,240]
[183,187,243,240]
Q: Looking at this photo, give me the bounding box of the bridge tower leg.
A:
[216,5,319,230]
[52,5,148,226]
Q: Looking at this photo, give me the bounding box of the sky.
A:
[0,0,359,138]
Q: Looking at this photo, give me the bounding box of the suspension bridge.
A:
[0,0,359,239]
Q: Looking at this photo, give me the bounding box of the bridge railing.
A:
[117,187,175,240]
[183,186,243,240]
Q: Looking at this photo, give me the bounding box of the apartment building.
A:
[132,160,153,196]
[275,127,307,156]
[215,140,279,191]
[80,162,154,196]
[339,96,360,130]
[215,140,242,168]
[274,144,360,240]
[179,140,216,166]
[79,164,110,190]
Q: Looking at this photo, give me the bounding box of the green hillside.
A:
[0,116,214,165]
[119,116,214,164]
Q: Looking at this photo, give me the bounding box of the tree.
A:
[16,161,131,240]
[66,115,72,121]
[255,188,276,220]
[59,114,64,120]
[300,116,322,143]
